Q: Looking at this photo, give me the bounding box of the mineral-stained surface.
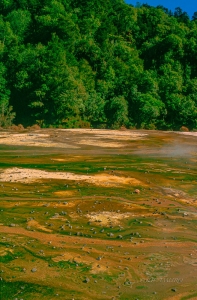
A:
[0,129,197,299]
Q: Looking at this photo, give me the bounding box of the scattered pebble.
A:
[31,268,37,273]
[134,189,140,194]
[84,277,90,283]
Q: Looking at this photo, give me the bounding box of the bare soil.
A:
[0,128,197,300]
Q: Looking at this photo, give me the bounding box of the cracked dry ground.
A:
[0,129,197,300]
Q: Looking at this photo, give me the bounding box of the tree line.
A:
[0,0,197,130]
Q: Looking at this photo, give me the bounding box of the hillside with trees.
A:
[0,0,197,130]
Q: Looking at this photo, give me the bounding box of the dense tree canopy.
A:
[0,0,197,129]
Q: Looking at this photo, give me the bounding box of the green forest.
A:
[0,0,197,130]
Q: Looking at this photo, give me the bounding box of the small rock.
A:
[124,280,131,286]
[31,268,37,273]
[84,277,90,283]
[134,189,140,194]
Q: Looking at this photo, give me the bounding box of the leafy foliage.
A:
[0,0,196,129]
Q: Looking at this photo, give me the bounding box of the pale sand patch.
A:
[50,215,67,221]
[52,158,67,161]
[53,191,76,197]
[77,139,123,148]
[76,131,147,147]
[0,133,79,148]
[0,167,91,183]
[59,128,147,137]
[52,156,85,162]
[27,220,52,232]
[86,211,131,226]
[0,250,8,256]
[0,167,145,187]
[177,132,197,137]
[91,173,143,187]
[0,249,14,256]
[178,198,197,207]
[0,129,147,150]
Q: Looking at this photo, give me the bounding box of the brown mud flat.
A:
[0,129,197,300]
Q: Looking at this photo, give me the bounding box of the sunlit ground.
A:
[0,129,197,300]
